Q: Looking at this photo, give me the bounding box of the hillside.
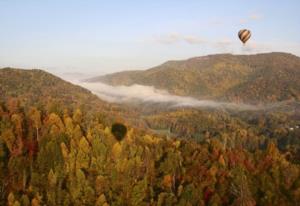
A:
[0,68,110,112]
[1,96,300,206]
[0,68,138,127]
[89,52,300,104]
[0,68,300,205]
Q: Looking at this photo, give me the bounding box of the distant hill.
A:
[0,68,151,127]
[88,52,300,104]
[0,68,126,128]
[0,68,110,111]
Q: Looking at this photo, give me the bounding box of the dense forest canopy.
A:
[0,63,300,205]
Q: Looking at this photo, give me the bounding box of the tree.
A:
[11,114,23,138]
[29,107,41,140]
[0,138,9,205]
[73,125,83,142]
[47,113,65,133]
[47,169,57,205]
[73,109,82,125]
[10,114,24,155]
[230,167,256,206]
[64,117,74,137]
[2,129,16,153]
[130,177,148,205]
[7,98,19,114]
[76,137,91,169]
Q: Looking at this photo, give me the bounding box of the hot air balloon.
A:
[238,29,251,44]
[111,123,127,141]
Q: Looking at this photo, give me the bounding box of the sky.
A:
[0,0,299,76]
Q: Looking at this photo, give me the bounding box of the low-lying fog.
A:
[68,80,260,111]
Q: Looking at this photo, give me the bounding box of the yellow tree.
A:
[29,107,41,141]
[47,113,65,134]
[6,97,19,114]
[72,109,82,125]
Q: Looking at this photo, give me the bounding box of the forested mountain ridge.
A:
[0,68,109,112]
[1,67,300,205]
[89,52,300,104]
[0,68,134,127]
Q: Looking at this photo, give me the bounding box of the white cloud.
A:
[183,35,205,44]
[249,13,263,20]
[152,31,300,56]
[155,33,206,45]
[216,38,233,47]
[239,13,263,24]
[239,19,248,24]
[239,41,273,54]
[155,33,182,44]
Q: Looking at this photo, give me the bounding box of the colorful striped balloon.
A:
[238,29,251,44]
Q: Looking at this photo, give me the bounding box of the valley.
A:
[0,52,300,205]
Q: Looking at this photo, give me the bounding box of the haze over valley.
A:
[1,52,300,206]
[1,1,300,205]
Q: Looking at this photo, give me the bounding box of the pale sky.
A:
[0,0,299,76]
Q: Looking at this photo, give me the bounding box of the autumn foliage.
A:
[0,99,300,206]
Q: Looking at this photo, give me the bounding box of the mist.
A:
[72,81,260,111]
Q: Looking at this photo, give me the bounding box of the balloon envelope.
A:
[238,29,251,44]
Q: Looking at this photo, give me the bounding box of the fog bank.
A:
[72,81,259,111]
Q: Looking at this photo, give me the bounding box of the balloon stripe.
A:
[238,30,244,37]
[243,33,251,41]
[243,33,251,42]
[241,33,250,41]
[241,31,250,39]
[240,30,248,37]
[240,33,248,41]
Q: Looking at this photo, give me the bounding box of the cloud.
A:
[239,13,263,24]
[239,18,248,24]
[215,38,233,47]
[74,81,259,111]
[153,33,270,54]
[155,33,234,48]
[239,41,273,54]
[155,33,205,45]
[249,13,263,20]
[183,35,205,44]
[155,33,181,44]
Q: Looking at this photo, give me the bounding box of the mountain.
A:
[88,52,300,104]
[1,67,300,205]
[0,68,130,126]
[0,68,109,111]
